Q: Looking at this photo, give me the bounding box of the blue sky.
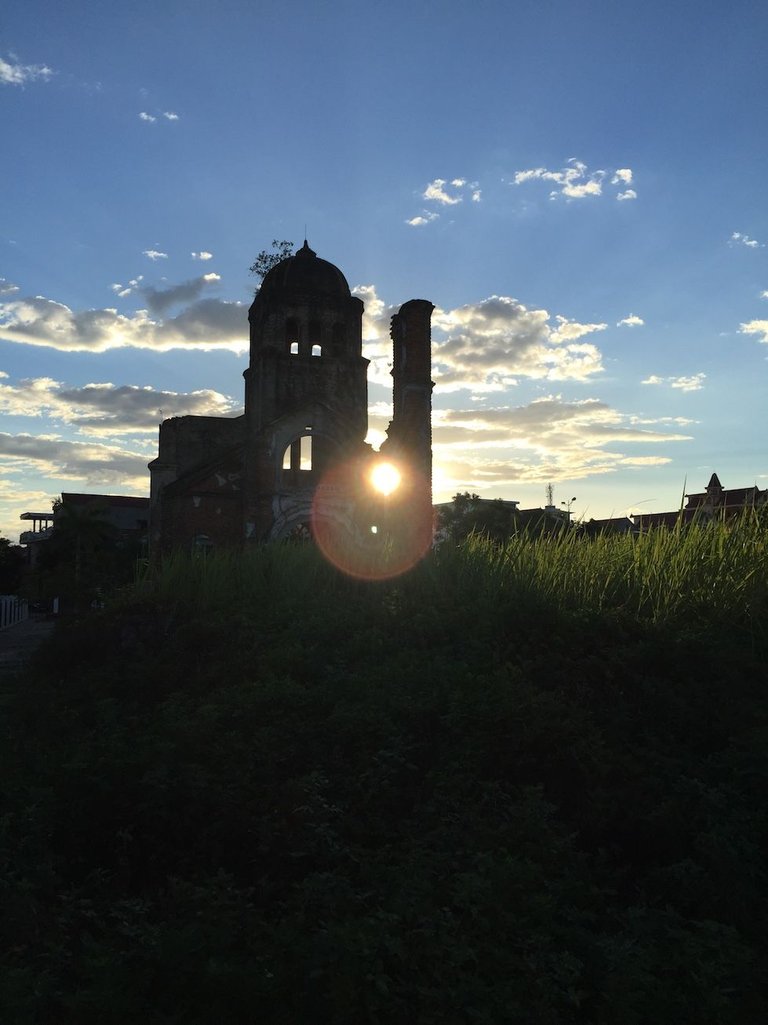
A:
[1,0,767,539]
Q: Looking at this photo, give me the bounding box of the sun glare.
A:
[370,462,401,496]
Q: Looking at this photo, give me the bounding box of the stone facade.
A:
[149,243,434,554]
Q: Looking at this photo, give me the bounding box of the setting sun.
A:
[370,462,401,496]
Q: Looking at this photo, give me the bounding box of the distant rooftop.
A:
[62,493,149,509]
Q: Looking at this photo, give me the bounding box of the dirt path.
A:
[0,616,56,675]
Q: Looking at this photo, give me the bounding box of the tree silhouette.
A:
[0,537,24,593]
[36,498,123,609]
[249,239,294,289]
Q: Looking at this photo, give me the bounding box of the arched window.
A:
[281,429,314,476]
[285,318,299,355]
[311,344,322,357]
[300,434,312,469]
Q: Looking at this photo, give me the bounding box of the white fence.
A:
[0,596,29,630]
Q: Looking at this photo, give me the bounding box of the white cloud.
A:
[433,297,606,391]
[429,396,691,493]
[406,212,439,227]
[364,399,394,450]
[563,178,604,199]
[0,432,149,489]
[110,275,143,298]
[550,315,608,344]
[730,232,762,249]
[0,377,240,435]
[513,158,636,202]
[620,456,674,467]
[409,178,481,224]
[513,168,546,184]
[142,249,168,261]
[191,251,213,261]
[353,284,389,341]
[0,55,54,86]
[760,290,768,300]
[352,284,398,386]
[630,415,697,427]
[139,110,179,124]
[140,273,221,315]
[423,178,463,205]
[642,373,706,391]
[740,319,768,344]
[0,292,248,353]
[669,374,706,391]
[435,398,689,444]
[355,286,609,394]
[0,279,20,296]
[617,314,644,327]
[513,159,604,200]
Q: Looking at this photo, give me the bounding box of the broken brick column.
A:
[382,299,435,547]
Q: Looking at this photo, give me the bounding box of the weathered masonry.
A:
[149,242,434,553]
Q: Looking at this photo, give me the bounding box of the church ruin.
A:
[149,242,434,569]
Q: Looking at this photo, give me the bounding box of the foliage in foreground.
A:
[2,522,767,1023]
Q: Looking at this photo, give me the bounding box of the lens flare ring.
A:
[311,459,432,581]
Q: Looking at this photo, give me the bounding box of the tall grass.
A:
[14,515,768,1022]
[135,515,768,639]
[135,542,337,616]
[454,514,768,632]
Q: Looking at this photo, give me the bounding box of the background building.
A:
[632,473,766,530]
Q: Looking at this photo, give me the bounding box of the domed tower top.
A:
[247,240,364,365]
[244,240,367,429]
[256,240,352,302]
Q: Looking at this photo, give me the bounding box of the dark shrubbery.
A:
[2,528,767,1022]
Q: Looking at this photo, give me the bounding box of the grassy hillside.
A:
[2,523,767,1023]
